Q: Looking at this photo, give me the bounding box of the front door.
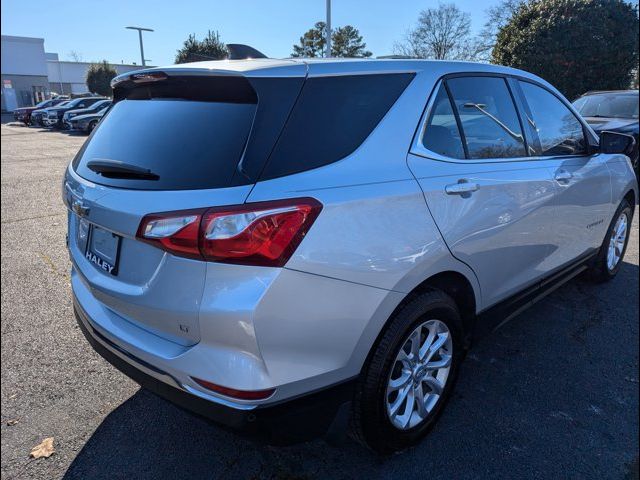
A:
[514,80,612,269]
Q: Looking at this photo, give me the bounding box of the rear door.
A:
[513,80,612,268]
[408,75,559,308]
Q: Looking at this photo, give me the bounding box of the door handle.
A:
[554,170,573,183]
[445,181,480,195]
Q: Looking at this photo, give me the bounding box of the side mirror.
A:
[600,131,636,155]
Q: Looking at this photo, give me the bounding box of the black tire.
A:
[587,198,633,283]
[350,289,464,454]
[87,120,98,133]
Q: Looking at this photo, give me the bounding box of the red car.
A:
[13,97,69,125]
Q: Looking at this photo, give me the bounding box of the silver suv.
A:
[63,59,638,453]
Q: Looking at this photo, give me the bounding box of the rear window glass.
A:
[72,98,256,190]
[260,73,414,180]
[447,76,527,159]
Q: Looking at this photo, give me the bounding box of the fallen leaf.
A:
[30,437,55,459]
[6,419,19,426]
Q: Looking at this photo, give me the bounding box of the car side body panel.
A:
[544,154,613,270]
[407,153,559,308]
[607,153,639,205]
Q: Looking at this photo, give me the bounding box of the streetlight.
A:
[126,26,154,67]
[325,0,332,58]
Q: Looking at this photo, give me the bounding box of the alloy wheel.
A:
[607,211,628,271]
[385,319,453,430]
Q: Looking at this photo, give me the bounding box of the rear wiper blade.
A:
[87,159,159,180]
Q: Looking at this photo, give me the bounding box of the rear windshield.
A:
[259,73,415,180]
[73,84,257,190]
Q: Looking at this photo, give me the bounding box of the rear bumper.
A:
[74,296,356,444]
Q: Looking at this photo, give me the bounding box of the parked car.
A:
[44,96,105,128]
[67,106,109,133]
[63,59,638,454]
[573,90,639,173]
[13,97,68,125]
[31,101,70,127]
[63,99,112,129]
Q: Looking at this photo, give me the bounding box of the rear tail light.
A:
[192,377,276,401]
[136,198,322,267]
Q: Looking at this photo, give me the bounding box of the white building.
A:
[1,35,146,112]
[1,35,49,111]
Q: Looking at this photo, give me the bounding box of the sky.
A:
[1,0,498,66]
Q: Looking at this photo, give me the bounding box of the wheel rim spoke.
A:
[418,327,436,361]
[388,384,411,417]
[423,375,444,395]
[400,389,415,429]
[414,383,428,418]
[423,333,449,364]
[387,370,411,392]
[426,354,452,369]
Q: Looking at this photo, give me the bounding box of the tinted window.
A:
[260,73,414,180]
[73,99,256,190]
[422,84,465,159]
[519,81,586,156]
[65,98,85,109]
[573,93,639,119]
[447,77,526,159]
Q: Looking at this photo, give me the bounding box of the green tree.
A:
[292,21,327,57]
[85,61,118,97]
[175,30,227,64]
[291,22,372,57]
[493,0,639,99]
[332,25,372,57]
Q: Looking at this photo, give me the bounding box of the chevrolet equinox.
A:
[64,59,638,453]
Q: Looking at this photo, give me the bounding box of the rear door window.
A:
[422,84,465,159]
[519,81,587,156]
[259,73,414,180]
[447,76,527,159]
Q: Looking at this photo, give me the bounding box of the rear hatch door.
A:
[65,65,306,346]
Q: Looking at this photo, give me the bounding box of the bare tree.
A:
[68,50,83,62]
[476,0,526,62]
[394,3,477,60]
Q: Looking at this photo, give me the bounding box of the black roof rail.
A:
[376,55,417,59]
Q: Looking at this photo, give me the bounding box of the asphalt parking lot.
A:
[1,122,638,480]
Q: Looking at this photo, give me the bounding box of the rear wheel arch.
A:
[352,274,474,452]
[364,270,478,371]
[406,271,477,346]
[623,189,636,208]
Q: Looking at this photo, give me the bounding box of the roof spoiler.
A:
[227,44,268,60]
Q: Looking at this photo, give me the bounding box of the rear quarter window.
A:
[259,73,415,180]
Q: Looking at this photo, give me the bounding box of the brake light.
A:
[192,377,276,400]
[136,198,322,267]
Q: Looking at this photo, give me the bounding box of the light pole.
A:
[126,26,154,66]
[325,0,332,58]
